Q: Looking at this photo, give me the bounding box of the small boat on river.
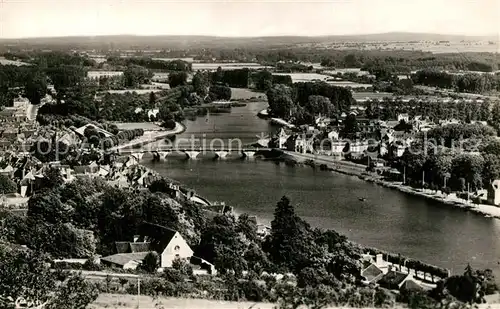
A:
[359,197,366,202]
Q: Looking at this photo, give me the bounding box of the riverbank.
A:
[110,122,186,152]
[270,117,295,128]
[282,150,500,220]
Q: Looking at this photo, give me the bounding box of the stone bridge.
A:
[114,146,270,159]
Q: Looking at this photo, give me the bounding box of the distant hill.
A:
[0,32,496,50]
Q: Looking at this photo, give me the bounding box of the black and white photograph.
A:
[0,0,499,308]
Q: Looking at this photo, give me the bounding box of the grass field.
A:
[114,122,163,130]
[230,88,266,101]
[89,293,275,309]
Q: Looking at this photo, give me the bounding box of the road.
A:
[282,150,367,172]
[26,94,53,121]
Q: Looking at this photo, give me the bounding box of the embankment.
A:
[110,122,186,153]
[281,150,500,220]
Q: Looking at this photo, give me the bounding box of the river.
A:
[142,101,500,277]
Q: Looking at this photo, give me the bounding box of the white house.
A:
[137,223,194,268]
[327,129,339,141]
[397,113,410,123]
[487,179,500,206]
[102,223,195,270]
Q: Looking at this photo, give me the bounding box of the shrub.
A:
[141,251,159,273]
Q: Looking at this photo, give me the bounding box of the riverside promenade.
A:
[283,150,500,220]
[109,122,185,153]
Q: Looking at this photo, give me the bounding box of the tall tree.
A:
[192,72,209,97]
[168,72,188,88]
[0,245,98,308]
[0,175,17,194]
[265,196,320,272]
[25,71,47,105]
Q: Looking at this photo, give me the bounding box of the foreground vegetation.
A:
[0,171,497,308]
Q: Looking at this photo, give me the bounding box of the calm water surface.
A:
[143,101,500,276]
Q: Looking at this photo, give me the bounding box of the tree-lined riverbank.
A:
[282,150,500,220]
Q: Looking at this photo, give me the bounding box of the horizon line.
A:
[0,31,498,41]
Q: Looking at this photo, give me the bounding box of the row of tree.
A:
[395,133,500,191]
[266,82,354,123]
[106,57,192,72]
[101,128,145,149]
[413,69,500,94]
[361,98,500,125]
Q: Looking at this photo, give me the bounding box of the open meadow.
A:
[230,88,266,101]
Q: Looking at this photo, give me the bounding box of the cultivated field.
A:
[104,89,164,94]
[193,63,272,71]
[272,72,331,83]
[0,57,30,66]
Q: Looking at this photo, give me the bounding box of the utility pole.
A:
[403,166,406,185]
[137,278,140,308]
[467,183,470,203]
[422,170,425,189]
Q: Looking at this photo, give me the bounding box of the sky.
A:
[0,0,499,38]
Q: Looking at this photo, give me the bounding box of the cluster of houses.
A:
[360,253,442,292]
[99,222,217,275]
[270,111,436,161]
[0,96,40,153]
[1,149,247,275]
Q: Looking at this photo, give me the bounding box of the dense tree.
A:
[49,223,96,258]
[168,71,188,88]
[208,84,232,101]
[450,154,484,191]
[107,57,191,71]
[264,196,322,273]
[25,71,47,105]
[142,251,160,273]
[212,68,249,88]
[192,72,209,97]
[341,114,359,138]
[41,167,64,190]
[266,84,295,119]
[294,82,354,113]
[306,95,335,117]
[197,215,247,274]
[28,191,72,224]
[0,175,17,194]
[252,71,273,91]
[123,65,153,88]
[0,245,98,308]
[46,65,86,94]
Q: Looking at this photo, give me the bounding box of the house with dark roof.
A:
[137,222,194,268]
[361,263,385,284]
[100,252,150,270]
[190,256,217,275]
[104,222,195,270]
[377,270,422,291]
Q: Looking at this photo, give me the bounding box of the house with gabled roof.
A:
[361,263,385,284]
[377,270,423,291]
[137,222,194,268]
[102,222,195,270]
[100,252,150,270]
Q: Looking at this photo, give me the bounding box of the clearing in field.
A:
[231,88,266,101]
